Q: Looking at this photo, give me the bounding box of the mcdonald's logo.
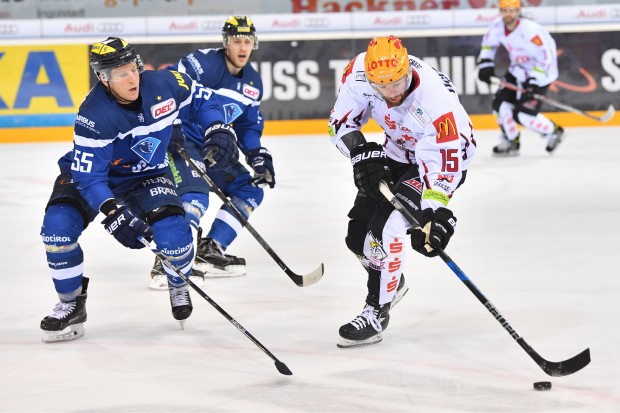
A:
[433,112,458,144]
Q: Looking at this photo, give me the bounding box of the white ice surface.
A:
[0,127,619,412]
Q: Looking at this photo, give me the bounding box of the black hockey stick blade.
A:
[275,360,293,376]
[521,339,591,377]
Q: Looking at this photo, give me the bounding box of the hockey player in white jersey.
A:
[477,0,564,155]
[328,36,477,348]
[39,37,238,342]
[149,16,271,288]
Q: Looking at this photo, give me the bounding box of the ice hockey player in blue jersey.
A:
[39,37,239,342]
[149,16,274,289]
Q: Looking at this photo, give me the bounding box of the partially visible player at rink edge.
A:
[328,35,477,348]
[39,37,239,343]
[148,15,273,289]
[477,0,564,156]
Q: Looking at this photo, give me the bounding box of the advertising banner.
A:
[2,31,618,129]
[0,44,89,128]
[134,31,620,121]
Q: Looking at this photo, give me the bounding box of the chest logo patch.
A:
[132,137,161,164]
[223,103,243,124]
[151,98,176,119]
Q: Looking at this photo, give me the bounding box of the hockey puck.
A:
[533,381,552,391]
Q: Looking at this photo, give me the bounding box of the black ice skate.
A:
[41,277,89,343]
[493,134,520,156]
[149,256,204,290]
[545,124,564,153]
[195,228,246,278]
[169,284,193,328]
[337,302,390,349]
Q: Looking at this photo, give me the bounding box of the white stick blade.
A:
[600,104,616,123]
[302,264,324,287]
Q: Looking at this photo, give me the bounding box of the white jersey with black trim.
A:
[478,16,558,86]
[328,53,476,211]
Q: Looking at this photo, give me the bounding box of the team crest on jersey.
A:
[131,137,161,164]
[223,103,243,124]
[150,98,176,119]
[530,35,543,46]
[433,112,459,143]
[243,83,260,99]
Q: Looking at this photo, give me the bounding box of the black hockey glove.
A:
[246,147,275,188]
[201,123,239,171]
[477,58,495,84]
[520,77,542,102]
[101,205,153,250]
[168,119,186,152]
[350,142,391,199]
[411,207,456,257]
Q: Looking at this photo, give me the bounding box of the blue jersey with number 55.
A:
[70,69,225,212]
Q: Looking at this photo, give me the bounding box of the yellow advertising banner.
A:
[0,44,89,128]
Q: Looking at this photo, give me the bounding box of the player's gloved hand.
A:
[477,58,495,84]
[521,77,542,102]
[168,119,186,152]
[350,142,392,199]
[101,205,154,249]
[201,123,239,171]
[410,207,456,257]
[246,147,275,188]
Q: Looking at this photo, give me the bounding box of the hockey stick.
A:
[171,120,323,288]
[139,237,293,376]
[490,76,616,123]
[378,181,591,377]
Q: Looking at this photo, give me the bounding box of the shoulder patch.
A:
[342,56,358,83]
[433,112,459,144]
[530,35,543,46]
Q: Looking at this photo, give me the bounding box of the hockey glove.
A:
[411,207,456,257]
[168,119,186,152]
[101,205,154,250]
[477,58,495,84]
[520,78,542,101]
[350,142,391,199]
[201,123,239,171]
[246,147,275,188]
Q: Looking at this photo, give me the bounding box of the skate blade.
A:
[492,151,519,157]
[337,334,383,349]
[199,264,247,278]
[42,323,85,343]
[390,284,410,310]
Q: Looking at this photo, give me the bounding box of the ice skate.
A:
[169,284,193,328]
[390,274,409,310]
[41,277,89,343]
[149,257,204,290]
[195,228,246,278]
[337,302,390,349]
[545,124,564,153]
[493,134,520,156]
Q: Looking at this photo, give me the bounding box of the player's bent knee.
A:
[346,219,367,257]
[41,204,84,249]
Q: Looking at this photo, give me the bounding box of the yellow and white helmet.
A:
[364,35,409,84]
[499,0,521,9]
